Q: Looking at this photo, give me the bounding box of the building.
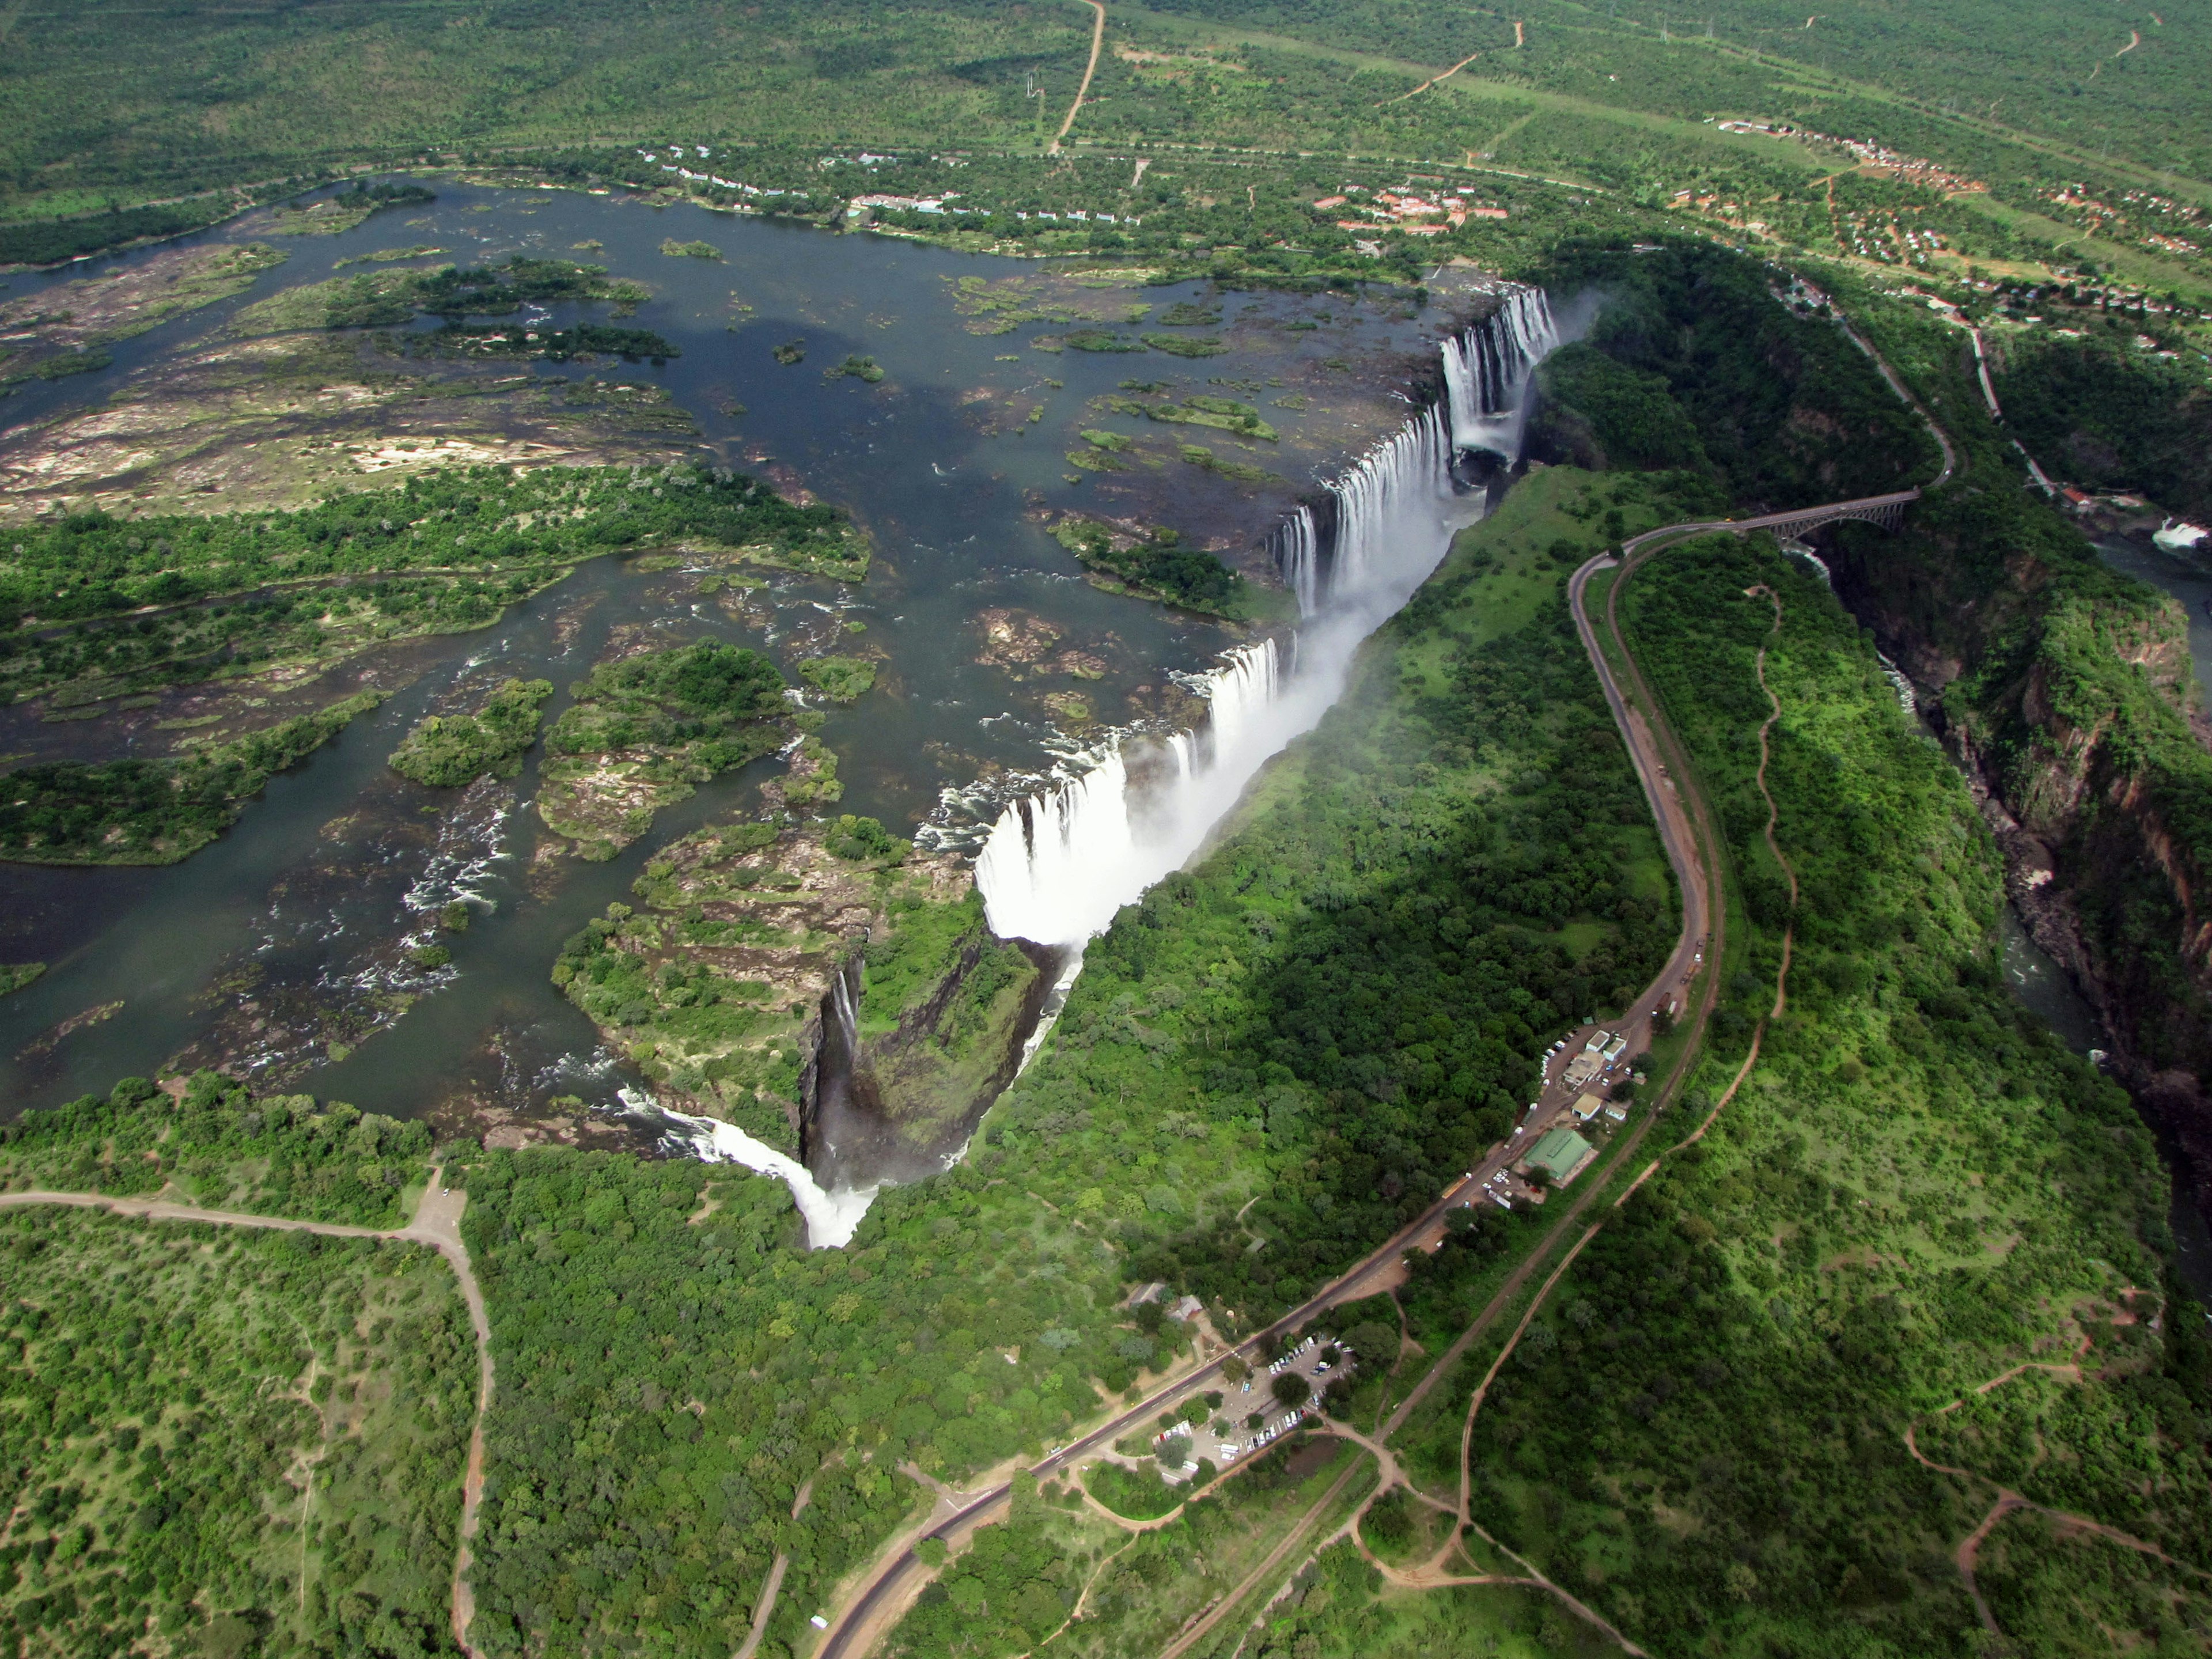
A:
[1521,1127,1597,1187]
[1563,1051,1603,1089]
[1571,1092,1607,1124]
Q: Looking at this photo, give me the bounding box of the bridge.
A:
[1619,487,1921,559]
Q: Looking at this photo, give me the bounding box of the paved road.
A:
[812,584,1730,1659]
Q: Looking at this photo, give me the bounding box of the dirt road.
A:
[1050,0,1108,153]
[0,1177,494,1657]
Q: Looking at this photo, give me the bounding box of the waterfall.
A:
[1441,285,1561,463]
[978,287,1570,950]
[1328,404,1456,599]
[622,1086,880,1249]
[732,283,1580,1241]
[1271,505,1321,618]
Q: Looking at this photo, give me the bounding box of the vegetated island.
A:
[388,676,554,787]
[0,691,380,865]
[1050,516,1290,625]
[536,640,794,859]
[0,463,872,865]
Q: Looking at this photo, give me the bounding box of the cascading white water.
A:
[1328,404,1456,597]
[707,285,1571,1243]
[1441,285,1562,463]
[980,285,1571,953]
[1271,506,1321,618]
[623,1088,881,1249]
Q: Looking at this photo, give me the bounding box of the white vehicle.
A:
[1315,1362,1330,1374]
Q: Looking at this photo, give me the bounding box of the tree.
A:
[1272,1372,1310,1408]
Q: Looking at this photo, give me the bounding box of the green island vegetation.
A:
[0,462,866,713]
[796,655,877,703]
[536,641,791,858]
[554,810,1035,1154]
[1,1070,432,1226]
[0,691,380,866]
[230,256,646,336]
[1103,387,1280,443]
[260,180,437,237]
[657,237,722,259]
[823,354,886,383]
[416,322,681,364]
[0,963,46,998]
[388,677,554,788]
[1141,333,1230,358]
[0,1204,473,1659]
[0,243,288,386]
[1048,518,1281,622]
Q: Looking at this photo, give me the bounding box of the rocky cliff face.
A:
[1828,510,2212,1209]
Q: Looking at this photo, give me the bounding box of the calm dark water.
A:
[0,177,1452,1130]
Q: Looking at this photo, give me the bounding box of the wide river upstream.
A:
[0,177,1498,1176]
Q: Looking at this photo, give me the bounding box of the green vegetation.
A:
[538,642,790,855]
[1084,1461,1181,1521]
[1049,519,1271,620]
[388,677,553,788]
[0,461,866,713]
[0,1205,471,1659]
[0,691,380,866]
[1,1071,432,1226]
[1529,240,1938,501]
[1419,531,2210,1653]
[1141,333,1229,358]
[823,353,886,382]
[1997,334,2212,520]
[0,963,46,999]
[1177,443,1275,484]
[658,237,722,259]
[797,654,877,703]
[231,256,645,336]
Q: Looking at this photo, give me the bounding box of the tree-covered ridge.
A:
[0,1207,474,1659]
[1,1071,434,1228]
[1995,332,2212,522]
[0,462,862,637]
[0,689,381,866]
[1529,240,1940,506]
[388,677,554,788]
[1442,535,2207,1653]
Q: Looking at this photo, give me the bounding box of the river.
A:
[0,173,1506,1190]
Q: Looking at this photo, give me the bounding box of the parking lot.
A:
[1149,1333,1350,1480]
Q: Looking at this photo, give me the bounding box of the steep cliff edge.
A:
[1829,471,2212,1204]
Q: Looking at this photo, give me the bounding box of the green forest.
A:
[388,678,554,788]
[1,1207,474,1659]
[1429,532,2212,1653]
[0,690,380,865]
